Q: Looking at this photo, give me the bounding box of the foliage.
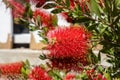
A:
[2,0,120,79]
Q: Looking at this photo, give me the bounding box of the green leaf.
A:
[38,31,48,43]
[88,50,98,64]
[41,39,48,44]
[89,0,102,17]
[97,65,104,72]
[48,70,63,80]
[51,8,62,14]
[98,51,101,62]
[103,70,111,80]
[73,16,91,23]
[40,40,48,44]
[36,15,41,26]
[28,26,38,31]
[99,24,108,35]
[65,0,70,7]
[40,64,46,69]
[28,8,33,18]
[43,3,56,9]
[104,0,110,15]
[41,37,48,44]
[115,0,120,7]
[80,73,88,79]
[21,60,31,78]
[21,67,26,75]
[87,23,98,30]
[21,67,30,75]
[52,14,58,26]
[24,3,33,18]
[24,59,30,68]
[39,54,47,60]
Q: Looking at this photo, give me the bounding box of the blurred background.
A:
[0,0,71,65]
[0,0,47,64]
[0,0,70,49]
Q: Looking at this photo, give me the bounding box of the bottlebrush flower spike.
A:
[0,62,23,75]
[8,0,25,18]
[33,9,53,29]
[28,66,52,80]
[47,26,91,59]
[47,25,91,70]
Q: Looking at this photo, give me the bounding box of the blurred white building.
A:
[0,0,13,43]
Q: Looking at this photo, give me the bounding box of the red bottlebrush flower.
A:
[102,77,107,80]
[8,0,25,18]
[0,62,23,75]
[47,26,90,59]
[70,0,75,10]
[64,73,75,80]
[33,9,53,29]
[97,74,107,80]
[28,66,52,80]
[97,74,103,79]
[47,26,91,70]
[93,78,97,80]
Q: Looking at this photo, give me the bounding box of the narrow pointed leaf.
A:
[65,0,70,7]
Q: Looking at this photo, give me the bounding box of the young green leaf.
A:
[89,0,102,17]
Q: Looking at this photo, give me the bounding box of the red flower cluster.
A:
[33,9,53,29]
[93,74,107,80]
[0,62,23,75]
[86,69,107,80]
[8,0,25,18]
[28,66,52,80]
[63,73,75,80]
[47,26,91,70]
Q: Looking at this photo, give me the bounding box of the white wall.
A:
[0,0,13,43]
